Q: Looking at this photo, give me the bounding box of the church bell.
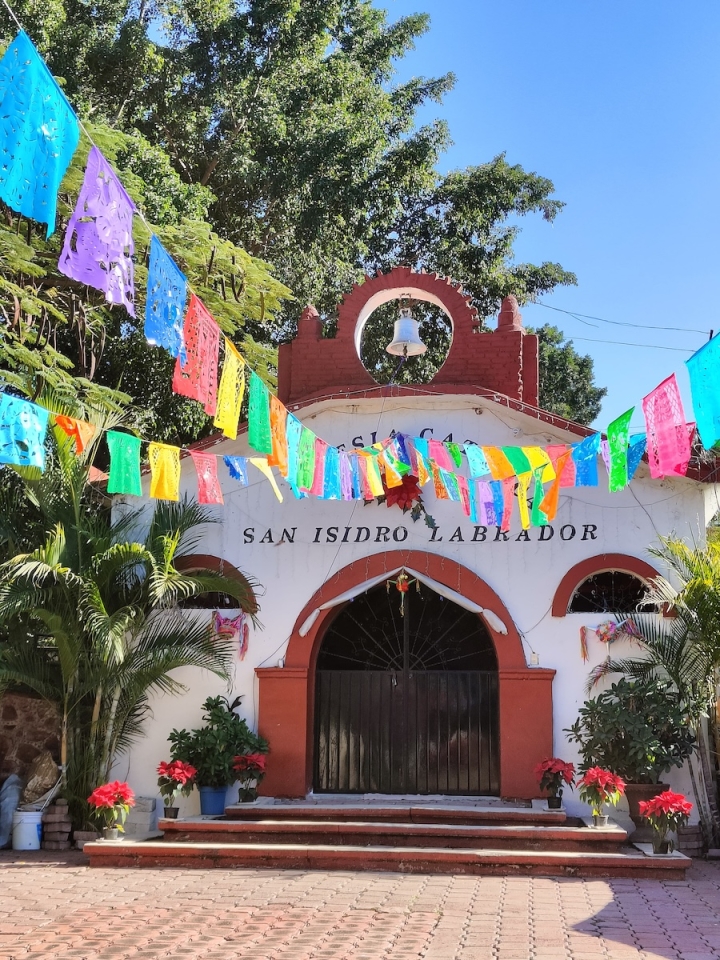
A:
[385,306,427,357]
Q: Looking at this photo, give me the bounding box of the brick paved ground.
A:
[0,852,719,960]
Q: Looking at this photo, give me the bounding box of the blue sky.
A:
[387,0,720,429]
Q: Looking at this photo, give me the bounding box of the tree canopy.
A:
[0,0,606,435]
[534,325,607,425]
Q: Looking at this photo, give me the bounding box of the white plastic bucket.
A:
[12,811,43,850]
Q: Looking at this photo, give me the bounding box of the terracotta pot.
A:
[163,807,179,819]
[625,782,669,841]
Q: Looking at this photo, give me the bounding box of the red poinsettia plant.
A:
[233,753,268,803]
[534,758,575,798]
[379,474,437,529]
[157,760,197,807]
[577,767,625,816]
[639,790,692,852]
[87,780,135,831]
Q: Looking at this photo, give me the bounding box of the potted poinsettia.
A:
[157,760,197,818]
[87,781,135,841]
[233,753,267,803]
[578,767,625,827]
[639,790,693,854]
[534,758,575,809]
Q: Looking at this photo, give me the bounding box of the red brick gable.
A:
[278,266,540,407]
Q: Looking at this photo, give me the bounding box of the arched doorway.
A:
[256,551,555,799]
[314,581,499,794]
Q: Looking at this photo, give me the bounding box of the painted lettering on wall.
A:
[240,523,599,544]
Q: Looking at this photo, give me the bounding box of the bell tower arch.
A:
[277,266,539,407]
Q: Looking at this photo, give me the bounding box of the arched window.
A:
[552,554,660,617]
[177,587,240,610]
[174,554,258,613]
[568,571,651,614]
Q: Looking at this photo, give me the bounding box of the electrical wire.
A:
[569,336,697,354]
[534,300,711,337]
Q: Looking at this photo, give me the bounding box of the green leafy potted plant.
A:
[565,678,696,838]
[168,696,268,815]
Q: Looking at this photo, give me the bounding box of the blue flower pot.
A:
[199,786,227,815]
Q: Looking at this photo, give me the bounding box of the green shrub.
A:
[168,696,268,788]
[565,678,695,783]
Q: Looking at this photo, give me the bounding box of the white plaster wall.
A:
[114,394,717,817]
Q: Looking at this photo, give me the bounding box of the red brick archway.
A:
[256,551,555,799]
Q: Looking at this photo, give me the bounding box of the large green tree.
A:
[0,0,605,425]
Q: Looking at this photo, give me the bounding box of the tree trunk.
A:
[100,686,121,782]
[697,723,720,844]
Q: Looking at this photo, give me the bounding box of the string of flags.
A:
[0,375,707,535]
[1,28,720,531]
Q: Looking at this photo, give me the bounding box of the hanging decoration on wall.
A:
[606,408,634,492]
[247,371,273,455]
[0,31,79,236]
[0,394,49,468]
[214,340,245,440]
[58,146,136,315]
[539,451,571,522]
[580,618,640,662]
[54,415,95,454]
[172,295,220,415]
[686,335,720,451]
[386,569,420,616]
[267,394,288,476]
[627,434,647,480]
[145,235,188,361]
[190,451,224,505]
[248,457,283,502]
[213,611,250,660]
[223,455,249,485]
[106,431,142,496]
[572,434,601,487]
[148,442,182,501]
[642,374,692,479]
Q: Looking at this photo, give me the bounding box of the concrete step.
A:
[84,839,690,880]
[224,802,565,826]
[159,817,626,853]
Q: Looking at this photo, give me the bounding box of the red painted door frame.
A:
[256,551,555,799]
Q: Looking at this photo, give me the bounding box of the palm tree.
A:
[0,393,259,826]
[588,537,720,844]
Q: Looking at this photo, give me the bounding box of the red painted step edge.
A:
[223,804,567,825]
[84,841,690,880]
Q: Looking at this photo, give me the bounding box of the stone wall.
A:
[0,692,61,784]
